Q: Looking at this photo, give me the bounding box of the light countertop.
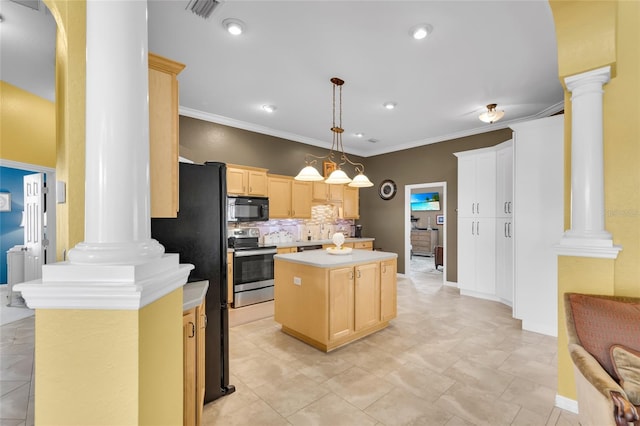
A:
[183,280,208,311]
[274,248,396,268]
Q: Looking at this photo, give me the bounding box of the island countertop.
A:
[274,249,397,268]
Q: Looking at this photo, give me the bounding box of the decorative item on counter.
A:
[327,232,352,255]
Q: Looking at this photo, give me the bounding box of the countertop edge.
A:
[275,249,397,268]
[183,280,208,311]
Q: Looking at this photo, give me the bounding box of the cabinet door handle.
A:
[188,321,195,338]
[508,222,512,238]
[504,222,508,237]
[471,221,475,235]
[508,202,512,214]
[349,271,354,280]
[504,202,508,214]
[477,203,480,215]
[357,270,361,278]
[249,186,252,193]
[477,221,480,235]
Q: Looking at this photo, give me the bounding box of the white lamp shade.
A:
[348,173,374,188]
[294,165,324,181]
[325,169,352,184]
[479,109,505,124]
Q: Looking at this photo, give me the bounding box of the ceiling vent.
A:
[367,138,379,144]
[186,0,220,19]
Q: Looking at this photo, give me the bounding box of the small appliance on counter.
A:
[354,224,363,238]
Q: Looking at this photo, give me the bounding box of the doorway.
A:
[404,182,446,285]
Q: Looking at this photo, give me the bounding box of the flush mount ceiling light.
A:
[409,23,433,40]
[478,103,505,124]
[222,18,245,35]
[294,77,374,188]
[383,102,397,110]
[261,104,277,113]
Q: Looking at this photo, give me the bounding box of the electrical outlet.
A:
[293,277,301,286]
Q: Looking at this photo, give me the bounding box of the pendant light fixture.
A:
[294,77,373,188]
[478,103,505,124]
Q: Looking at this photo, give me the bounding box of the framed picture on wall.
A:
[436,214,444,225]
[323,161,336,178]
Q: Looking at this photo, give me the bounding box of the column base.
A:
[555,231,622,259]
[14,253,193,310]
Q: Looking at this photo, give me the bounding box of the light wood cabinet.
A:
[195,301,206,426]
[380,260,397,322]
[292,180,312,218]
[274,256,397,352]
[328,267,355,341]
[227,164,268,196]
[353,241,373,250]
[183,308,196,426]
[183,300,206,426]
[353,263,380,332]
[312,182,343,203]
[267,175,312,218]
[149,53,185,218]
[343,186,359,219]
[277,247,298,254]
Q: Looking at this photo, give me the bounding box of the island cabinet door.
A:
[354,263,380,332]
[380,260,397,322]
[328,267,354,341]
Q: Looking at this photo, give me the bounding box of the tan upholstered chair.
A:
[564,293,640,426]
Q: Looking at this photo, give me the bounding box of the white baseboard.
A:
[444,280,457,288]
[555,394,578,414]
[522,320,558,337]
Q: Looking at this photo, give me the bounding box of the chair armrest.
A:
[569,343,625,398]
[611,391,639,426]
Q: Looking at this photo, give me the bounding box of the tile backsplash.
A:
[231,204,355,244]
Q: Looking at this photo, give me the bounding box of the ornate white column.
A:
[557,66,622,258]
[16,0,192,309]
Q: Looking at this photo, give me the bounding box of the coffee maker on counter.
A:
[354,225,363,238]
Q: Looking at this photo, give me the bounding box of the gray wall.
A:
[179,115,512,279]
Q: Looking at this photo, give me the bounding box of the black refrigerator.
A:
[151,161,235,403]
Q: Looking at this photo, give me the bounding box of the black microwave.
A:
[227,196,269,222]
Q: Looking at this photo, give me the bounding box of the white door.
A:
[23,173,45,281]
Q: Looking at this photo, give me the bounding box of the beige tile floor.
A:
[0,257,580,425]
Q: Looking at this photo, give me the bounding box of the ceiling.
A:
[1,0,564,157]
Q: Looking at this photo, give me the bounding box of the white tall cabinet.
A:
[495,143,514,306]
[456,146,497,299]
[512,115,564,337]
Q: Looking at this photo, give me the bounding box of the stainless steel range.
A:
[228,227,276,308]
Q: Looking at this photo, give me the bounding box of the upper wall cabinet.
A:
[149,53,185,218]
[312,182,343,203]
[456,149,496,218]
[227,165,268,196]
[343,186,359,219]
[267,175,312,219]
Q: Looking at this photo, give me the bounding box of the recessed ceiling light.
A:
[222,18,245,36]
[383,102,397,110]
[262,104,277,113]
[355,133,364,138]
[409,23,433,40]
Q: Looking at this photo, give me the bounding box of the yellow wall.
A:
[549,0,640,400]
[139,288,184,425]
[45,0,87,260]
[0,81,56,167]
[35,289,183,425]
[35,309,140,424]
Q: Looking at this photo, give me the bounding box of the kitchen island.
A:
[274,249,397,352]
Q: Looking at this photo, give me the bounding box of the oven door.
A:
[233,248,276,307]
